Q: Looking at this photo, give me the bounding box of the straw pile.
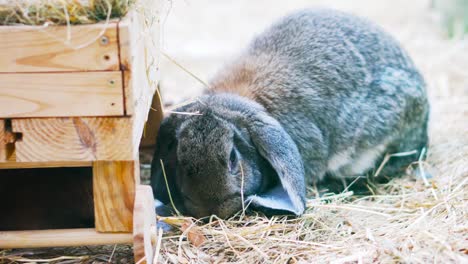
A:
[0,0,134,25]
[154,142,467,262]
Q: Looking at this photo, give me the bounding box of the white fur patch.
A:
[327,148,353,172]
[327,142,388,176]
[349,144,387,175]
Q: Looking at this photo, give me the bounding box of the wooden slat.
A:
[119,9,161,159]
[0,228,133,248]
[133,185,157,264]
[0,72,124,118]
[11,117,133,162]
[93,161,136,232]
[0,120,6,161]
[140,91,164,148]
[0,161,92,169]
[0,23,119,72]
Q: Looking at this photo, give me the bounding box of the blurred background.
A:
[157,0,467,105]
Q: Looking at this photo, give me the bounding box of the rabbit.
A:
[151,8,429,218]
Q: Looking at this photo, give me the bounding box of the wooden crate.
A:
[0,7,163,264]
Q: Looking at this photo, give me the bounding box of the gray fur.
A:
[151,9,429,218]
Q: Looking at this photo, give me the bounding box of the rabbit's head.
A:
[151,94,306,218]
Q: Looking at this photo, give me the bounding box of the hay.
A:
[0,0,135,25]
[152,152,467,262]
[0,245,134,263]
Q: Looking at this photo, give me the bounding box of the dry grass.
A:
[1,1,467,263]
[153,143,467,263]
[0,0,134,25]
[0,245,134,263]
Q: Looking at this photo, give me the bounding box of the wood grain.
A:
[11,117,133,162]
[119,10,161,159]
[0,161,92,169]
[0,228,133,248]
[140,91,164,148]
[0,23,119,72]
[0,72,124,118]
[93,160,136,232]
[133,185,157,264]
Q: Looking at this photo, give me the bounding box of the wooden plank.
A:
[0,72,124,118]
[119,8,161,159]
[140,91,164,149]
[0,228,133,248]
[133,185,157,264]
[117,14,134,115]
[0,23,119,72]
[11,117,133,162]
[93,160,136,232]
[0,161,92,169]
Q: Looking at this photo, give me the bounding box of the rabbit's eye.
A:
[229,148,237,172]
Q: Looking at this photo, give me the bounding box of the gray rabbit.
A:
[151,9,429,218]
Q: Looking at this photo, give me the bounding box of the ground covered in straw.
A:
[1,0,467,263]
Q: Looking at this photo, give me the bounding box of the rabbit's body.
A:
[210,9,428,182]
[152,9,429,218]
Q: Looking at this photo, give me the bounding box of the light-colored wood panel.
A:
[0,23,119,72]
[93,160,136,232]
[0,72,124,118]
[0,161,92,169]
[133,185,157,264]
[0,228,133,248]
[119,9,161,159]
[12,117,133,162]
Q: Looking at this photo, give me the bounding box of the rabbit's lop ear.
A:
[150,116,183,216]
[246,113,306,216]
